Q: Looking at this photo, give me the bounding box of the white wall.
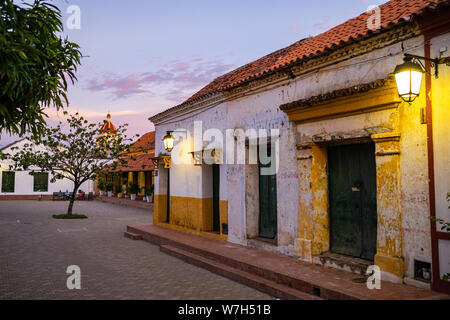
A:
[152,33,436,268]
[0,139,94,196]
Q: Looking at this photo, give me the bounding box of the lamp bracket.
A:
[404,53,450,79]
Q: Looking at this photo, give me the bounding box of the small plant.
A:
[430,216,450,233]
[143,186,153,196]
[105,181,114,192]
[430,192,450,282]
[114,184,122,194]
[98,180,106,192]
[129,182,140,195]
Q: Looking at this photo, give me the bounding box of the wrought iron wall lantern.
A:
[162,131,175,152]
[162,130,188,153]
[393,53,450,103]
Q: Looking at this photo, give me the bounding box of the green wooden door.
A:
[212,164,220,232]
[328,143,377,261]
[258,147,277,239]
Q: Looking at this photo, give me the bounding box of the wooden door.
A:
[258,146,277,239]
[328,143,377,261]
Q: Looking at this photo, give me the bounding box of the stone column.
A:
[372,132,404,283]
[294,144,329,262]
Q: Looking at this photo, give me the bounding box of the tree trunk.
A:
[67,185,79,215]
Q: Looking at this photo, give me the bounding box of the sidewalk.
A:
[97,195,154,211]
[126,224,450,300]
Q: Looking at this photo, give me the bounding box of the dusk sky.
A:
[1,0,387,147]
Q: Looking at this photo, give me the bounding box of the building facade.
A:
[149,0,450,292]
[0,139,94,199]
[101,131,155,198]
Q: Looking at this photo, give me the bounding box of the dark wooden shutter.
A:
[1,172,15,193]
[33,173,48,192]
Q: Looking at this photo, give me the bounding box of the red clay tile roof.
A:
[129,131,155,153]
[109,153,155,172]
[151,0,448,121]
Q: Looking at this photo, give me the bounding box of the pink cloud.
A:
[86,57,235,102]
[289,21,301,32]
[312,16,334,32]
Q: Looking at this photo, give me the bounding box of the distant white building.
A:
[0,138,94,200]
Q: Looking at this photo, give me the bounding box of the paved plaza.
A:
[0,201,271,300]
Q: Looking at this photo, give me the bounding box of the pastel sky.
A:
[0,0,387,147]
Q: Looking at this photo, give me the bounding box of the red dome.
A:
[100,113,117,134]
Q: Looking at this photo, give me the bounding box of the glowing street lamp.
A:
[163,131,175,152]
[394,56,424,103]
[393,53,450,103]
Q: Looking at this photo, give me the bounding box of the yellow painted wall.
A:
[291,79,427,283]
[154,194,167,223]
[153,194,228,241]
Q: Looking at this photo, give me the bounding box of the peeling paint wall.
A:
[431,32,450,280]
[288,35,433,284]
[224,88,298,254]
[152,31,441,283]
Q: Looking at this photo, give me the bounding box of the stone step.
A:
[127,224,337,298]
[313,252,372,276]
[127,224,450,300]
[160,244,322,300]
[124,231,143,240]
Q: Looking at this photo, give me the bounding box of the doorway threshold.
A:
[247,237,278,254]
[254,237,277,245]
[313,252,373,276]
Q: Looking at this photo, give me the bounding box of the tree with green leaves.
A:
[8,113,137,216]
[0,0,82,137]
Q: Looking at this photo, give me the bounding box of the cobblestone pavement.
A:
[0,201,271,300]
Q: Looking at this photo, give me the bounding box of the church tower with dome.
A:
[97,113,118,150]
[99,113,117,135]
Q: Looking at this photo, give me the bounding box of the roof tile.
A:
[152,0,447,121]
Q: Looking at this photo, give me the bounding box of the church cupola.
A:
[100,113,117,134]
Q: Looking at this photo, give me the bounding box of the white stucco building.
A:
[149,0,449,293]
[0,139,94,200]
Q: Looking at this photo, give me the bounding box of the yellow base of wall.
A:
[155,222,227,241]
[374,253,405,278]
[154,194,228,241]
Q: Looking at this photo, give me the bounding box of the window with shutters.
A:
[1,172,15,193]
[33,172,49,192]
